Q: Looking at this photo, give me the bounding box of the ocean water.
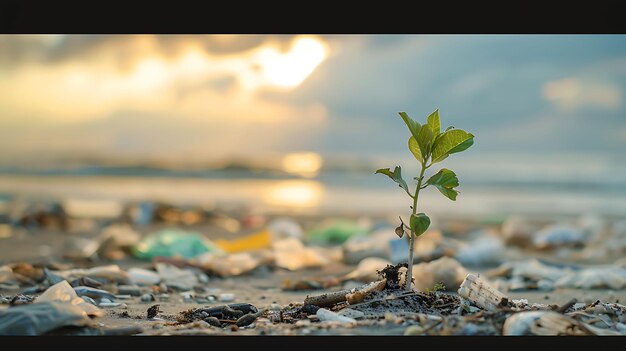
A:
[1,159,625,219]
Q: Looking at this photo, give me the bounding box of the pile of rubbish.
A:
[2,197,626,335]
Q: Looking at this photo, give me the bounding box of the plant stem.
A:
[406,163,426,292]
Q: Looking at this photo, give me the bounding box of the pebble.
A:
[198,273,210,284]
[158,294,170,302]
[117,285,142,296]
[181,292,194,302]
[219,293,235,302]
[140,294,155,302]
[159,283,168,293]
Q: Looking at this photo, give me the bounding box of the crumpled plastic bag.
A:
[35,280,103,317]
[306,220,368,245]
[0,301,92,335]
[133,228,223,260]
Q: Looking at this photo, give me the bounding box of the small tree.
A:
[376,109,474,291]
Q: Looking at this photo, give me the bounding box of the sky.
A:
[1,34,625,170]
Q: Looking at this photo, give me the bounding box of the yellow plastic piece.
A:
[214,229,272,253]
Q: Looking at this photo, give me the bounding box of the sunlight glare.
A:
[255,37,328,89]
[282,152,323,178]
[264,181,322,208]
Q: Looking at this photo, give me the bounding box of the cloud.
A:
[542,77,622,111]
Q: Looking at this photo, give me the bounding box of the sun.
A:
[254,37,328,89]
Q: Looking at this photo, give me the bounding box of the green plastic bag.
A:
[306,220,368,245]
[132,228,221,260]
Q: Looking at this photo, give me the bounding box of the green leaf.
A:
[431,129,474,164]
[399,112,421,142]
[416,123,433,158]
[375,166,409,195]
[408,136,423,163]
[447,137,474,155]
[410,213,431,237]
[426,168,460,201]
[427,109,441,137]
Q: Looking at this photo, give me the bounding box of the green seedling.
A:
[376,109,474,292]
[424,281,446,294]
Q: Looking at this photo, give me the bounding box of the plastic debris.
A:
[35,281,103,317]
[214,229,272,253]
[128,267,161,286]
[0,301,92,335]
[307,220,368,245]
[155,263,199,291]
[133,228,223,260]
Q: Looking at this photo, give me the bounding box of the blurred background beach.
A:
[1,34,625,219]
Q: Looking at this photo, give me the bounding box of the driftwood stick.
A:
[304,279,386,307]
